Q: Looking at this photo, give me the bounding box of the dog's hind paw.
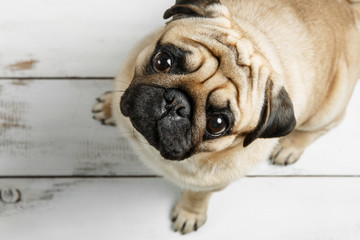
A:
[92,91,116,126]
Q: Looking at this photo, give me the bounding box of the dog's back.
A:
[223,0,360,129]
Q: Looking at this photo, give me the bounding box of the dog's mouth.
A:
[120,84,194,160]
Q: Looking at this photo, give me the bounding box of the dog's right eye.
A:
[206,114,229,137]
[153,52,172,73]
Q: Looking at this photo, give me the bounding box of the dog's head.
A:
[120,0,296,160]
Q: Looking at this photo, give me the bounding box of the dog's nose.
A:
[120,85,193,160]
[163,89,191,119]
[157,88,192,160]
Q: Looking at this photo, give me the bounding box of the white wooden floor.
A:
[1,0,360,239]
[1,177,360,240]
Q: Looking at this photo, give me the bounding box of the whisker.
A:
[132,127,137,140]
[105,90,126,93]
[115,79,132,86]
[119,80,131,84]
[120,115,161,121]
[133,131,153,146]
[115,130,135,134]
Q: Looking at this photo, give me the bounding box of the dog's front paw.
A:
[270,145,303,166]
[171,204,207,234]
[170,190,212,234]
[92,91,116,126]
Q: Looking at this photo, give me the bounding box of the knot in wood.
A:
[0,188,21,204]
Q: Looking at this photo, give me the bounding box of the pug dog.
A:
[93,0,360,234]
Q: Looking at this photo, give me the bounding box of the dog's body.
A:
[93,0,360,234]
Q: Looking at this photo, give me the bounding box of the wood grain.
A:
[1,177,359,239]
[0,79,149,176]
[0,0,170,78]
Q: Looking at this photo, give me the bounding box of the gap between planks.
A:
[0,175,360,179]
[0,77,114,80]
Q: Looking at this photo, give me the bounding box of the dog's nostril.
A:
[163,89,191,118]
[176,107,186,117]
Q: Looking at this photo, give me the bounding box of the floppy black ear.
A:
[163,0,221,19]
[243,80,296,147]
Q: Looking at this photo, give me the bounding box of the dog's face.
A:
[120,0,296,160]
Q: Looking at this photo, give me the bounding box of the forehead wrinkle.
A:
[160,20,243,80]
[194,35,253,92]
[188,34,249,94]
[224,76,241,111]
[207,83,229,106]
[159,33,219,77]
[178,38,208,74]
[224,76,243,129]
[183,39,220,85]
[172,38,207,74]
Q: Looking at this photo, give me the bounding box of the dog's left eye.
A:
[206,114,228,137]
[153,52,172,73]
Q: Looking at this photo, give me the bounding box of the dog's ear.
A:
[164,0,221,20]
[243,76,296,147]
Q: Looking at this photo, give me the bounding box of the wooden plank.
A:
[0,0,170,77]
[0,79,359,176]
[1,177,359,239]
[0,79,149,176]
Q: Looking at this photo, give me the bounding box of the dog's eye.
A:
[206,114,228,137]
[153,52,172,73]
